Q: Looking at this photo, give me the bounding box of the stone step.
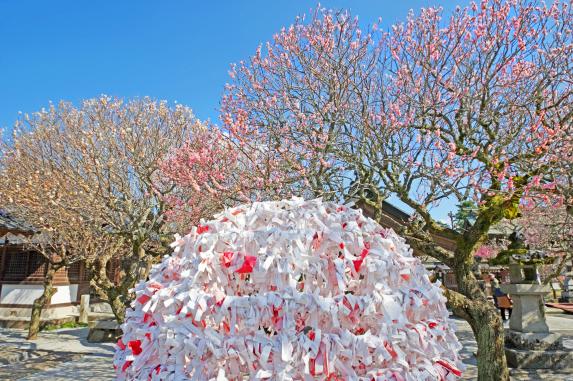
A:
[505,347,573,369]
[505,331,564,351]
[87,320,122,343]
[87,312,116,322]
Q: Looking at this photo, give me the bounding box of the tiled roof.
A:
[381,200,410,222]
[0,210,34,234]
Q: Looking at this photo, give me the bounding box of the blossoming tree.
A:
[0,97,203,322]
[220,1,573,379]
[517,205,573,281]
[159,123,291,231]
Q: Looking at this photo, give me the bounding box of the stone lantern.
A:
[493,230,573,369]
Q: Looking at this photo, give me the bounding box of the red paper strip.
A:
[436,359,462,376]
[221,251,234,268]
[197,224,209,234]
[137,294,151,305]
[236,255,257,273]
[122,360,132,372]
[128,340,142,355]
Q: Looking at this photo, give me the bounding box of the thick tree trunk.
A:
[87,244,152,324]
[452,256,509,381]
[27,262,59,340]
[119,243,157,311]
[446,286,509,381]
[87,255,126,323]
[113,243,148,316]
[108,291,126,323]
[470,302,508,381]
[89,281,126,323]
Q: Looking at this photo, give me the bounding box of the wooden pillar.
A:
[0,237,8,298]
[78,261,87,302]
[79,294,90,324]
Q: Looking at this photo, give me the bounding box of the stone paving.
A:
[0,327,115,381]
[0,314,571,380]
[453,317,573,381]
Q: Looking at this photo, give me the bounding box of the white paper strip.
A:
[114,198,462,380]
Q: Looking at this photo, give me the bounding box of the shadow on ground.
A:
[14,353,115,381]
[451,317,573,381]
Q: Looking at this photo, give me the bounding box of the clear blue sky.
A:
[0,0,468,220]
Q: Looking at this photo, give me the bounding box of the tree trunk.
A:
[108,291,126,323]
[452,258,510,381]
[542,253,571,285]
[87,242,158,324]
[89,280,126,324]
[470,302,508,381]
[87,255,126,323]
[27,262,60,340]
[118,243,153,313]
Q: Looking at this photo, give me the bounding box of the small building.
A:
[0,211,90,326]
[357,201,527,292]
[356,199,460,290]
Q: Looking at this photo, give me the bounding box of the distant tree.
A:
[0,197,121,339]
[25,229,121,339]
[0,97,199,322]
[159,127,236,229]
[221,2,573,380]
[0,153,104,339]
[452,201,478,232]
[159,123,289,231]
[517,205,573,283]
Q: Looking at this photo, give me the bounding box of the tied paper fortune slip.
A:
[114,198,463,381]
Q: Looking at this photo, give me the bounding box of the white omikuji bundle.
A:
[114,198,463,381]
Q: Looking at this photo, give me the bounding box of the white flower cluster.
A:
[114,198,462,380]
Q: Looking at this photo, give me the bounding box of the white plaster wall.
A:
[0,284,78,305]
[0,284,43,304]
[51,284,78,304]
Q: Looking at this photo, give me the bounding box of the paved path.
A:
[0,314,571,380]
[0,327,115,381]
[453,317,573,381]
